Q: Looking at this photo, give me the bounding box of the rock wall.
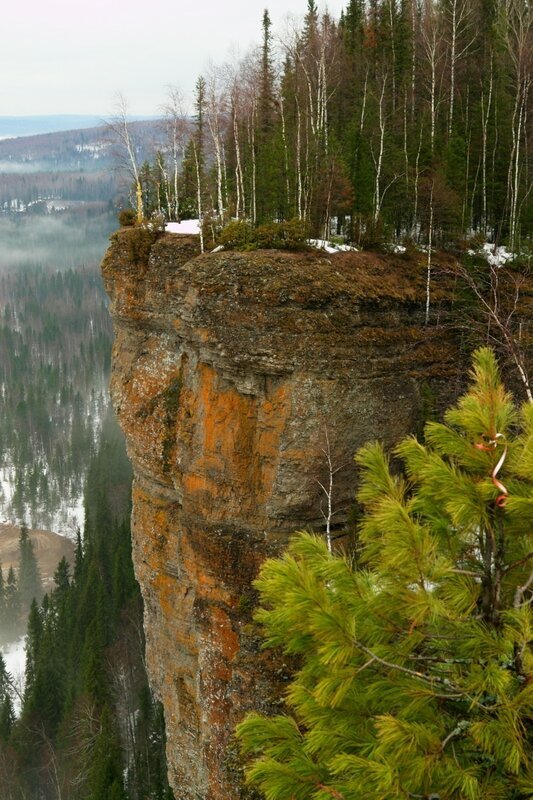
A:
[102,230,464,799]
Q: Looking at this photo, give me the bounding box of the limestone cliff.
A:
[102,230,464,799]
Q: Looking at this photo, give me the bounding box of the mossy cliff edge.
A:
[101,229,464,799]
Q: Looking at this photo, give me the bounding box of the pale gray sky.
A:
[2,0,345,116]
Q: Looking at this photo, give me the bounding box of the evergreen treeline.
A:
[136,0,531,250]
[0,264,113,529]
[0,419,174,800]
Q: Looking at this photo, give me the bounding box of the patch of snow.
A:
[165,219,200,235]
[482,242,515,267]
[335,243,359,252]
[75,142,107,155]
[211,245,224,253]
[2,636,25,714]
[46,201,66,212]
[383,243,407,254]
[308,239,359,254]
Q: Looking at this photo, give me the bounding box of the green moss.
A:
[236,592,255,618]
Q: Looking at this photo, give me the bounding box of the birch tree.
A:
[161,86,189,222]
[109,94,144,223]
[502,0,532,250]
[205,66,228,220]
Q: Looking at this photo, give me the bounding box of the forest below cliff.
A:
[0,125,175,797]
[0,420,173,800]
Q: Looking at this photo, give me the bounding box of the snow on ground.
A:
[165,219,200,235]
[466,243,516,266]
[481,243,516,267]
[308,239,359,254]
[2,636,25,714]
[0,461,84,539]
[51,494,85,539]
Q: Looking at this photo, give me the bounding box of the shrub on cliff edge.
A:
[217,218,309,252]
[118,208,136,227]
[237,348,533,800]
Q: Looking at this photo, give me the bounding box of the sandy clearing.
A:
[0,524,76,590]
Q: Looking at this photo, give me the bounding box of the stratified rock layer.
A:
[102,231,463,799]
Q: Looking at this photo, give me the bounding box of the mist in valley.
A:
[0,208,116,271]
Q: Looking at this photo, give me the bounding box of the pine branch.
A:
[503,551,533,576]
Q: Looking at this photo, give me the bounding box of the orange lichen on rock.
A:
[181,363,290,520]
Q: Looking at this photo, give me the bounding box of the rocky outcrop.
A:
[102,230,464,799]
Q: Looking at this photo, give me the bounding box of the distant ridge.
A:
[0,114,157,139]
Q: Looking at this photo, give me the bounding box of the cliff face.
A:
[102,231,463,799]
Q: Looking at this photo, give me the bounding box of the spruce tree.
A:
[259,9,275,136]
[5,567,19,639]
[238,348,533,799]
[17,523,42,611]
[24,598,43,697]
[0,653,14,741]
[86,705,127,800]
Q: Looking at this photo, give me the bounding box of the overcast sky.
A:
[1,0,345,117]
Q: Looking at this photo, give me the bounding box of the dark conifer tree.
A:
[0,654,14,742]
[87,705,127,800]
[5,567,19,638]
[24,597,43,697]
[17,523,42,612]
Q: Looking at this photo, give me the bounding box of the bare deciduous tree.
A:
[108,94,144,223]
[161,86,190,222]
[315,428,347,553]
[454,262,532,403]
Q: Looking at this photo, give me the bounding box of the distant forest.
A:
[132,0,531,250]
[0,120,161,215]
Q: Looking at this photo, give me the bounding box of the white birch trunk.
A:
[279,96,291,215]
[373,75,387,224]
[192,142,204,254]
[425,180,434,325]
[481,61,493,234]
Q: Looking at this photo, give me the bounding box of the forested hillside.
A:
[0,420,173,800]
[0,262,113,533]
[0,120,162,215]
[135,0,531,251]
